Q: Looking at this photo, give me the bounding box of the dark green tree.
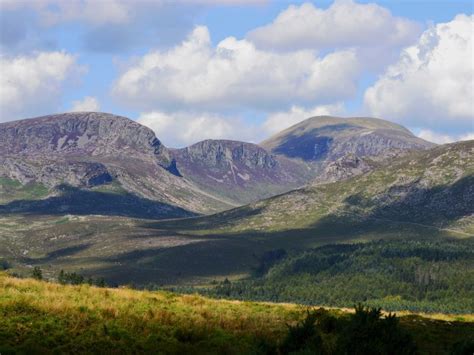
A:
[32,267,43,280]
[281,310,323,354]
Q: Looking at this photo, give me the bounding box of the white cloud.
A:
[113,26,360,112]
[70,96,100,112]
[417,130,474,144]
[0,51,85,122]
[138,104,345,147]
[262,104,344,135]
[364,15,474,132]
[247,0,420,52]
[137,110,259,147]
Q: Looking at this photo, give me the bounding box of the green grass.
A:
[0,273,473,354]
[0,177,49,203]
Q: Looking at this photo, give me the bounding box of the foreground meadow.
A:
[0,273,473,354]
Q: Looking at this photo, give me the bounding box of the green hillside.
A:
[0,273,473,354]
[197,140,473,234]
[200,239,474,314]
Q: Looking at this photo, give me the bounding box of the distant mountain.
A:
[0,112,436,219]
[1,135,471,286]
[0,112,231,217]
[171,139,309,204]
[261,116,434,183]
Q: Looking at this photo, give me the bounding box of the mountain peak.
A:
[261,115,434,162]
[0,112,166,160]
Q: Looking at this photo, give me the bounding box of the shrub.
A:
[281,310,323,354]
[32,267,42,280]
[337,304,417,355]
[0,259,10,270]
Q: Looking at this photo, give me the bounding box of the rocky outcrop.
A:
[176,140,278,170]
[312,154,374,185]
[1,157,113,188]
[171,140,309,204]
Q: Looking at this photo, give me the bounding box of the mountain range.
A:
[0,112,433,215]
[0,111,472,289]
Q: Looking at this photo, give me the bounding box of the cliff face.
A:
[176,140,278,171]
[171,140,309,204]
[0,112,171,163]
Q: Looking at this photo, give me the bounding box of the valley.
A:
[0,113,472,311]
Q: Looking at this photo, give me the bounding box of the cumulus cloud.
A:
[248,0,420,51]
[138,103,345,147]
[137,110,259,147]
[0,51,85,121]
[113,26,360,112]
[70,96,100,112]
[262,104,344,135]
[417,130,474,144]
[364,15,474,133]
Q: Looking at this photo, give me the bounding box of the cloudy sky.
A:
[0,0,472,147]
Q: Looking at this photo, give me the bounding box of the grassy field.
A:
[0,212,468,287]
[0,273,473,354]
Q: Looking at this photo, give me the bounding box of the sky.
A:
[0,0,473,147]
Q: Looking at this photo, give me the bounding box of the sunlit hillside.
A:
[1,273,473,354]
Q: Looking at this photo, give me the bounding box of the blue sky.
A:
[0,0,472,147]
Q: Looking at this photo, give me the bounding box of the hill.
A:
[205,140,473,234]
[261,115,434,183]
[0,273,473,354]
[0,112,231,216]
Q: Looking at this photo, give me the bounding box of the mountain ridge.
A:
[0,112,439,218]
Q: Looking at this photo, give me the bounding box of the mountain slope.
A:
[0,112,232,216]
[261,116,434,182]
[171,139,310,204]
[169,116,434,203]
[0,113,435,215]
[206,140,473,234]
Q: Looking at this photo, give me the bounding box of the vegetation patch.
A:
[196,239,474,314]
[0,273,473,354]
[0,178,49,203]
